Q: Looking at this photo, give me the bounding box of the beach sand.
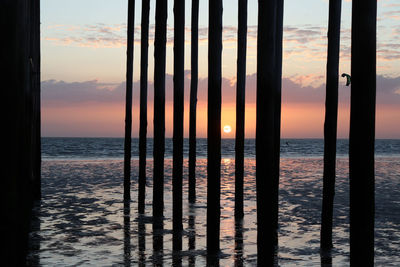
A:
[27,157,400,266]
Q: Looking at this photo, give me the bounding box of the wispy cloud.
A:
[42,73,400,106]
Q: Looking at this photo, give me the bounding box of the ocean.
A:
[41,137,400,160]
[27,138,400,266]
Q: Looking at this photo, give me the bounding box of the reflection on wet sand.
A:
[320,248,333,267]
[123,200,131,266]
[138,215,146,266]
[207,252,220,266]
[234,218,244,267]
[152,216,164,265]
[173,230,183,251]
[188,203,196,266]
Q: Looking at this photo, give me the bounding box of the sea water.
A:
[27,138,400,266]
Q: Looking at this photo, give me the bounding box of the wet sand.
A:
[27,157,400,266]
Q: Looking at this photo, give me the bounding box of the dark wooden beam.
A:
[173,0,185,251]
[272,0,284,235]
[321,0,342,251]
[207,0,223,254]
[31,0,41,201]
[1,0,41,264]
[153,0,168,219]
[189,0,199,204]
[350,0,376,265]
[256,0,283,262]
[235,0,248,219]
[138,0,150,215]
[124,0,135,202]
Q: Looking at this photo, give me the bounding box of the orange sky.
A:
[40,0,400,138]
[42,94,400,139]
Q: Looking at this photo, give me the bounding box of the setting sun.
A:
[223,125,232,133]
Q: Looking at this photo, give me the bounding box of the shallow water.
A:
[41,138,400,160]
[27,157,400,266]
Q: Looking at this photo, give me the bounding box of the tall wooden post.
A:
[31,0,41,201]
[124,0,135,202]
[350,0,376,265]
[321,0,342,250]
[2,0,41,264]
[173,0,185,251]
[189,0,199,203]
[207,0,223,254]
[235,0,248,219]
[138,0,150,214]
[256,0,283,262]
[153,0,167,219]
[272,0,284,234]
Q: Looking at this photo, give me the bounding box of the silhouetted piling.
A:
[138,216,146,266]
[152,216,164,265]
[124,0,135,202]
[349,0,376,265]
[256,0,282,262]
[2,0,41,264]
[207,0,223,254]
[272,0,284,234]
[235,0,248,219]
[189,0,199,204]
[173,0,185,251]
[138,0,150,214]
[321,0,342,250]
[31,0,41,201]
[153,0,167,219]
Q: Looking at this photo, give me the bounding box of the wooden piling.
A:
[235,0,248,219]
[138,0,150,214]
[31,0,41,201]
[173,0,185,251]
[256,0,282,262]
[207,0,223,254]
[321,0,342,250]
[2,0,41,264]
[272,0,284,234]
[350,0,376,265]
[189,0,199,203]
[124,0,135,202]
[153,0,168,219]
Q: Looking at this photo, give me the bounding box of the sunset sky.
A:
[41,0,400,138]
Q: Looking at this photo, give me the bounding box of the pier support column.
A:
[124,0,135,202]
[207,0,223,254]
[321,0,342,250]
[349,0,376,265]
[256,0,284,263]
[235,0,248,219]
[138,0,150,214]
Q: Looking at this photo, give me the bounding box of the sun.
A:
[223,125,232,133]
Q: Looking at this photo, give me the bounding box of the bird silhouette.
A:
[341,73,351,86]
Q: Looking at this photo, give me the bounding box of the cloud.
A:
[41,79,126,104]
[43,21,400,68]
[42,74,400,107]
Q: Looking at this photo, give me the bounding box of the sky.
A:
[41,0,400,138]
